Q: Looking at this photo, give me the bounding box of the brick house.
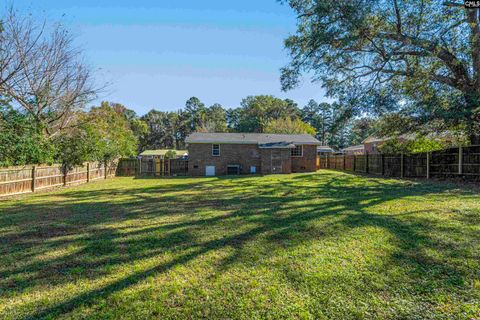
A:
[342,144,365,155]
[185,133,322,176]
[317,146,335,155]
[342,137,387,155]
[362,134,415,154]
[362,136,384,154]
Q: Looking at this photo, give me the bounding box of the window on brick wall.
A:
[212,144,220,156]
[291,145,303,157]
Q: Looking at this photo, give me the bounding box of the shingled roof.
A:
[342,145,365,152]
[185,133,322,146]
[139,149,188,157]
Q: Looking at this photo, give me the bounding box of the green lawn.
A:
[0,171,479,319]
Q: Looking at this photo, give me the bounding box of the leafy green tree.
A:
[226,108,241,131]
[198,103,228,132]
[53,119,100,170]
[164,150,177,160]
[109,102,138,121]
[183,97,207,131]
[103,101,148,151]
[374,113,469,153]
[329,125,353,150]
[91,106,137,162]
[281,0,480,142]
[235,95,300,132]
[349,118,376,145]
[0,103,55,166]
[264,117,316,135]
[373,113,417,138]
[53,104,137,168]
[129,118,149,145]
[379,136,444,154]
[140,110,182,150]
[301,100,352,147]
[302,100,333,144]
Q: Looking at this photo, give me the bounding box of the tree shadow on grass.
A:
[0,172,478,319]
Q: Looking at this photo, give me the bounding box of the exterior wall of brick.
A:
[187,143,261,176]
[260,148,291,174]
[291,145,317,172]
[364,142,382,154]
[187,143,317,176]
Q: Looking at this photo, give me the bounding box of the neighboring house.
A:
[342,144,365,155]
[139,149,188,160]
[185,132,322,176]
[362,136,385,154]
[317,146,335,156]
[346,132,459,155]
[362,134,416,154]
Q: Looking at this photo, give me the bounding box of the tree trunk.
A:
[465,91,480,144]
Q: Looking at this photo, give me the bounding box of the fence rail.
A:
[0,161,117,198]
[321,145,480,179]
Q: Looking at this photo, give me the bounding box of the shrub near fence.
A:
[0,161,117,198]
[321,145,480,180]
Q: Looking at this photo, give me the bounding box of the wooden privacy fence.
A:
[321,145,480,179]
[0,161,117,198]
[116,158,188,177]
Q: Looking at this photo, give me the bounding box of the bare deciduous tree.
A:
[0,7,99,137]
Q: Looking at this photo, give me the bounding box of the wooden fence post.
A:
[31,166,36,192]
[426,152,430,179]
[63,166,67,186]
[87,163,90,182]
[400,153,404,178]
[381,154,385,176]
[104,160,108,179]
[458,146,463,175]
[168,159,171,176]
[365,153,368,173]
[353,155,356,171]
[343,155,346,170]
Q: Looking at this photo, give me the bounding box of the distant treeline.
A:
[0,8,376,168]
[136,95,374,152]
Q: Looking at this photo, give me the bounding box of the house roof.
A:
[258,142,296,149]
[317,146,335,153]
[342,145,365,151]
[362,133,417,144]
[185,133,322,145]
[362,136,386,144]
[139,149,188,157]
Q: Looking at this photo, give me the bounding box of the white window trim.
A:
[212,144,220,156]
[291,145,303,157]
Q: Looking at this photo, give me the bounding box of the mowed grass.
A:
[0,171,479,320]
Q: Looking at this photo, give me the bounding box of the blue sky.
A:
[13,0,329,115]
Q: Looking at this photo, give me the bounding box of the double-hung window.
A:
[212,144,220,156]
[291,145,303,157]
